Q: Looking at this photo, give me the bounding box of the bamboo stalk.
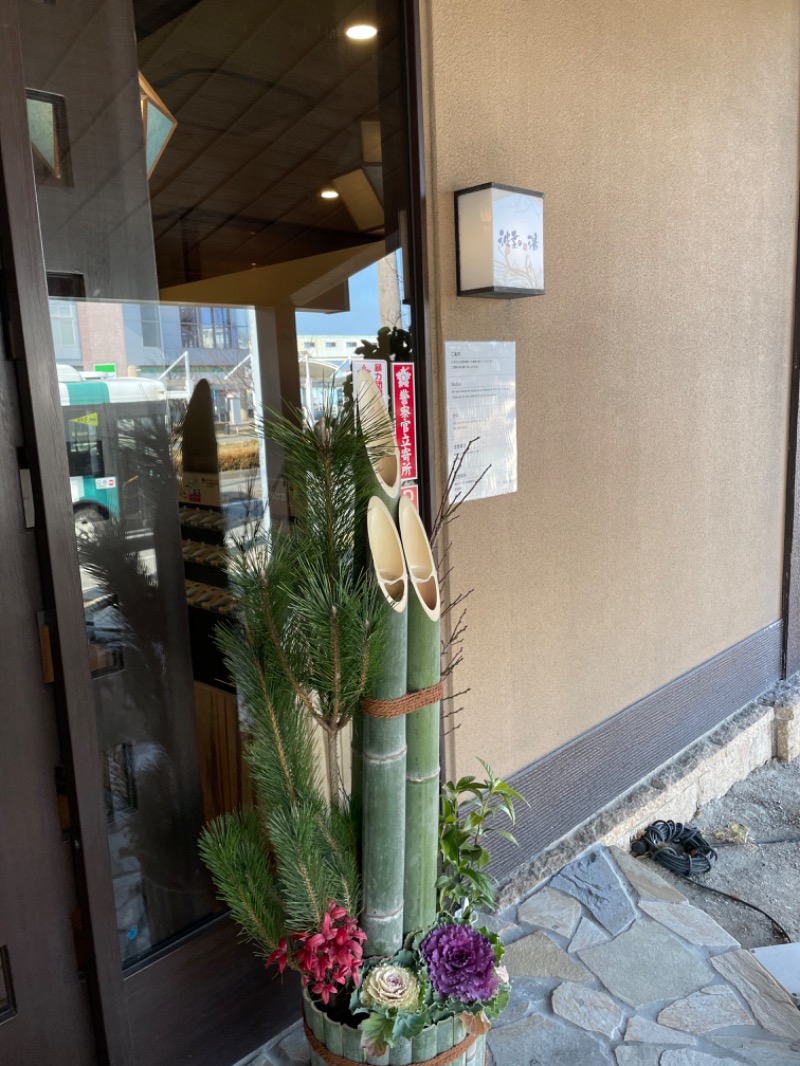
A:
[357,370,401,518]
[352,372,401,827]
[362,496,408,956]
[398,496,441,937]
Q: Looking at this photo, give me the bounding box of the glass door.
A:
[5,0,424,1060]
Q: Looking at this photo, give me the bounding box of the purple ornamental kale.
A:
[420,925,500,1003]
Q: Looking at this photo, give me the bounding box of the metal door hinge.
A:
[17,447,35,529]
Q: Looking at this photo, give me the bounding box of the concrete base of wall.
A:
[496,673,800,908]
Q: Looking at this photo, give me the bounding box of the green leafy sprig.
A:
[437,760,525,921]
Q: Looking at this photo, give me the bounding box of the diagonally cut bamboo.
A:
[398,496,441,937]
[362,495,408,956]
[357,369,401,518]
[352,371,401,837]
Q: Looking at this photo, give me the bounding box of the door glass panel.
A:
[17,0,417,970]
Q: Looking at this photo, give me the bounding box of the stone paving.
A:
[244,845,800,1066]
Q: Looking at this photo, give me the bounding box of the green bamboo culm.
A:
[352,372,401,837]
[362,495,408,956]
[398,496,441,937]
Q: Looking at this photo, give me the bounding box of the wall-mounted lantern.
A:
[454,182,544,298]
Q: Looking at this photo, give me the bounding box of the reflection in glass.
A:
[70,377,208,963]
[26,90,71,186]
[21,0,418,980]
[138,73,177,178]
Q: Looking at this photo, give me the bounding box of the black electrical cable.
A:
[682,877,792,944]
[715,834,800,847]
[631,820,792,944]
[631,820,718,875]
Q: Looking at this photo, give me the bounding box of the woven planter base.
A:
[302,990,487,1066]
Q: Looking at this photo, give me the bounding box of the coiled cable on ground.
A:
[632,819,791,944]
[631,820,718,875]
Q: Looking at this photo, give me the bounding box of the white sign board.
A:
[444,341,517,503]
[351,358,389,402]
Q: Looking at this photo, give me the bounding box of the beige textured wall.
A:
[420,0,800,779]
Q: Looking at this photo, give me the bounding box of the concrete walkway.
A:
[247,845,800,1066]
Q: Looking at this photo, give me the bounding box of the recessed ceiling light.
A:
[345,23,377,41]
[320,187,340,200]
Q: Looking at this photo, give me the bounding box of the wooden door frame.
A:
[0,2,134,1062]
[0,279,98,1066]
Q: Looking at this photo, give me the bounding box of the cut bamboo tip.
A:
[398,496,440,621]
[357,369,400,498]
[367,496,407,611]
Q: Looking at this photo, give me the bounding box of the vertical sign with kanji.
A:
[400,484,419,510]
[392,362,418,482]
[352,358,389,402]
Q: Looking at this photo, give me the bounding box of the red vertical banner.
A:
[400,484,419,510]
[392,362,418,482]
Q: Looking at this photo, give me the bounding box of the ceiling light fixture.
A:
[319,187,340,200]
[345,23,377,41]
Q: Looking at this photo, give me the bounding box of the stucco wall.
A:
[420,0,800,779]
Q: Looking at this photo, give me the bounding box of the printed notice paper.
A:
[444,341,517,503]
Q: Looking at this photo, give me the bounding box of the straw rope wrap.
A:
[303,1023,478,1066]
[362,680,443,719]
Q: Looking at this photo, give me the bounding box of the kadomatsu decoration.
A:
[199,379,520,1066]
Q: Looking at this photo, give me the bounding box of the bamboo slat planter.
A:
[302,990,487,1066]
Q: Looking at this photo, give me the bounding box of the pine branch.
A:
[199,809,287,959]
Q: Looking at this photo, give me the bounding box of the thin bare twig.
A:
[431,437,488,546]
[441,588,473,618]
[441,705,465,721]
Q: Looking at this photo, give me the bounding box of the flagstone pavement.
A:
[246,845,800,1066]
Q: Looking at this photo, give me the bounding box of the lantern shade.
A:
[454,182,544,298]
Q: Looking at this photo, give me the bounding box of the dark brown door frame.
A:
[0,2,135,1062]
[0,287,98,1066]
[402,0,436,535]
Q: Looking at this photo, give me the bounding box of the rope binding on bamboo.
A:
[303,1022,478,1066]
[361,680,443,719]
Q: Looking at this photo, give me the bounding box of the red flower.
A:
[312,980,339,1004]
[265,938,289,975]
[290,901,368,1001]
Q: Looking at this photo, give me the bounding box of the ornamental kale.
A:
[420,924,499,1002]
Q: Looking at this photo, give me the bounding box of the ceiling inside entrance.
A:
[135,0,400,290]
